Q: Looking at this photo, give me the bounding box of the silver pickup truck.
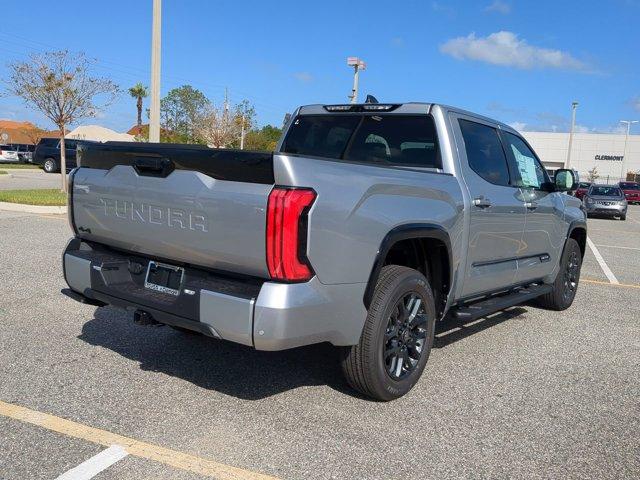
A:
[62,102,586,401]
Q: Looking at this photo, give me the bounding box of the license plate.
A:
[144,261,184,296]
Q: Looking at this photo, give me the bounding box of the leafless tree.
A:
[5,50,119,191]
[195,104,241,148]
[587,166,599,183]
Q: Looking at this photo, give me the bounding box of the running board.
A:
[450,284,553,321]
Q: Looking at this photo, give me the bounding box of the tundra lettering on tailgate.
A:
[99,198,208,232]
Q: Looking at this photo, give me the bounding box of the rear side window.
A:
[282,114,441,169]
[458,119,509,186]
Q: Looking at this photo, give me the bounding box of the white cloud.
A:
[440,31,590,71]
[509,121,527,131]
[630,97,640,112]
[485,1,511,14]
[293,72,313,83]
[391,37,404,47]
[431,1,455,15]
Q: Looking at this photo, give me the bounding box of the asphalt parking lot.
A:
[0,207,638,479]
[0,168,61,190]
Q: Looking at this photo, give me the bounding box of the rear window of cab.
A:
[282,114,442,169]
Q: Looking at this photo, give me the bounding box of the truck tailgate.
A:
[71,143,274,278]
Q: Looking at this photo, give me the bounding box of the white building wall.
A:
[520,131,640,181]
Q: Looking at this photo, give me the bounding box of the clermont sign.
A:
[595,154,624,161]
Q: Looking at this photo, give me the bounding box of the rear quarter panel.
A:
[273,154,465,286]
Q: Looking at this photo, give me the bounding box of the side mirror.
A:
[554,169,577,192]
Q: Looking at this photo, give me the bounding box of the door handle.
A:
[472,196,492,209]
[524,201,538,210]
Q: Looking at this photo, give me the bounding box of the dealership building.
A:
[519,131,640,182]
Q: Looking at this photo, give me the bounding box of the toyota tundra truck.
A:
[62,102,587,401]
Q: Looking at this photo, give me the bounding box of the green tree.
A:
[160,85,209,143]
[244,125,282,151]
[6,50,119,192]
[128,82,148,138]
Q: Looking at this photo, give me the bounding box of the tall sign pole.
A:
[347,57,366,104]
[565,101,578,169]
[149,0,162,142]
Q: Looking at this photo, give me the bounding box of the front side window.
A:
[282,114,441,168]
[502,132,549,189]
[458,119,510,186]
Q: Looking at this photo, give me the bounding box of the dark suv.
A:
[33,138,83,173]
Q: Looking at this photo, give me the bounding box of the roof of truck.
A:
[297,102,516,133]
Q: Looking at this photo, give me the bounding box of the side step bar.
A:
[450,284,553,322]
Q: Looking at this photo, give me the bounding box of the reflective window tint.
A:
[283,114,441,168]
[458,119,509,186]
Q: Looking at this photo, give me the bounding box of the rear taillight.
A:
[266,187,316,281]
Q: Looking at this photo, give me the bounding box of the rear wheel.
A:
[341,265,436,401]
[537,238,582,311]
[43,158,58,173]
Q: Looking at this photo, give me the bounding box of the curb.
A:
[0,201,67,214]
[0,173,13,178]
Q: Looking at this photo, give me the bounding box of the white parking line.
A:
[587,236,619,285]
[595,244,640,251]
[55,445,128,480]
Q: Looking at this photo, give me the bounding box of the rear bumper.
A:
[63,238,367,350]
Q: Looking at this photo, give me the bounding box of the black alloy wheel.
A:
[384,292,428,380]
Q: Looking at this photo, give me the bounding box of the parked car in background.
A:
[11,143,36,163]
[0,144,19,163]
[619,181,640,204]
[573,182,591,200]
[583,185,627,220]
[33,138,85,173]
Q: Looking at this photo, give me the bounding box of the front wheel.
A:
[43,158,58,173]
[537,238,582,311]
[341,265,436,401]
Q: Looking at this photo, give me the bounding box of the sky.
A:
[0,0,638,135]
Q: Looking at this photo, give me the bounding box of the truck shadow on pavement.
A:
[78,305,528,400]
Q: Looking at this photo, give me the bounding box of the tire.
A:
[620,214,626,221]
[43,158,58,173]
[341,265,436,401]
[537,238,582,311]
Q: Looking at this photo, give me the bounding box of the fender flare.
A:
[363,223,453,308]
[566,219,587,257]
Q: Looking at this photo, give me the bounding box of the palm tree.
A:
[128,83,148,137]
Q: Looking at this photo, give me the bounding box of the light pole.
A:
[149,0,162,143]
[619,120,638,180]
[565,101,578,168]
[347,57,366,104]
